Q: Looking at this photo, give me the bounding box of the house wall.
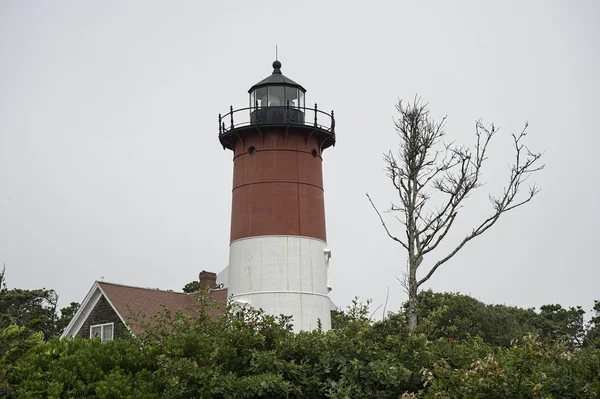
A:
[77,296,128,339]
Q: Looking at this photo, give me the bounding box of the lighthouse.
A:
[218,60,335,331]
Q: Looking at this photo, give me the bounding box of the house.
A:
[61,271,227,341]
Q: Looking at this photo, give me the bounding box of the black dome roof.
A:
[248,61,306,93]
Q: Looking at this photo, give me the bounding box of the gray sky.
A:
[1,1,598,319]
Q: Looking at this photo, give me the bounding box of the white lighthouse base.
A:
[227,235,332,332]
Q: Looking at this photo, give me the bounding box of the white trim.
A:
[60,281,132,339]
[231,290,331,299]
[90,322,114,342]
[96,284,133,336]
[60,282,102,339]
[230,234,327,245]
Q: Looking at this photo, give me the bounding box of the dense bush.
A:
[1,291,599,398]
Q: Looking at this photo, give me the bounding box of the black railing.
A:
[218,103,335,138]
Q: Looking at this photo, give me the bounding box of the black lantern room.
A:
[218,60,335,150]
[248,60,306,125]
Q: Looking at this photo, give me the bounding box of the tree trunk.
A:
[407,264,418,332]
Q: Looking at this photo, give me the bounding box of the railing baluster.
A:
[219,105,335,142]
[331,110,335,133]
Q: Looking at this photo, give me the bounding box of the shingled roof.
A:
[101,282,227,334]
[61,279,228,338]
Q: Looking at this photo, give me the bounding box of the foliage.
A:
[537,303,586,346]
[0,325,44,396]
[55,302,80,335]
[0,288,598,398]
[423,334,600,398]
[0,267,79,339]
[0,287,58,339]
[405,290,547,347]
[587,301,600,347]
[182,281,201,294]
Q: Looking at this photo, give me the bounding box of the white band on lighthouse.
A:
[227,235,332,332]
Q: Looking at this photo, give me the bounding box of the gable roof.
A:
[61,281,228,338]
[98,282,201,334]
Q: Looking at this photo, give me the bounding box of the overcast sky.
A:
[1,1,598,320]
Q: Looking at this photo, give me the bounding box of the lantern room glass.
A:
[267,86,284,106]
[255,87,267,107]
[250,86,305,109]
[285,87,298,107]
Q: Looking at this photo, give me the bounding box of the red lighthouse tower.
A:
[218,60,335,331]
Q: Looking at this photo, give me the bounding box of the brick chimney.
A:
[199,270,217,290]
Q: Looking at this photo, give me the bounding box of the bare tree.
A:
[367,98,544,331]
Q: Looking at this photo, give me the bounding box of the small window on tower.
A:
[248,146,256,155]
[311,149,318,158]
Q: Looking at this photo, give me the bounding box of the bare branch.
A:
[369,304,383,321]
[368,97,544,331]
[396,275,409,295]
[417,123,544,288]
[382,286,390,321]
[366,193,409,250]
